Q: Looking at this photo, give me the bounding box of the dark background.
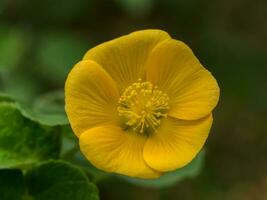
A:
[0,0,267,199]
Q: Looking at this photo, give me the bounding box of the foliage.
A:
[0,160,99,200]
[1,0,266,199]
[25,160,99,200]
[0,102,60,169]
[0,170,25,200]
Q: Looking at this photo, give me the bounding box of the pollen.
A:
[118,79,169,135]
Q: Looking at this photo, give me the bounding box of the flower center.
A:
[117,79,169,135]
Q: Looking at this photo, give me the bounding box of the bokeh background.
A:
[1,0,267,199]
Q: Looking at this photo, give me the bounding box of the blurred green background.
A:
[0,0,267,199]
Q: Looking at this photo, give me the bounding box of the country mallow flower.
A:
[65,29,220,179]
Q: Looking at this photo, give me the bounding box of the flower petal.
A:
[79,125,161,179]
[146,39,219,120]
[143,115,213,172]
[65,60,119,137]
[83,29,170,92]
[168,69,220,120]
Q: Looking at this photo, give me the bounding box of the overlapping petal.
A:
[143,115,213,172]
[65,60,119,137]
[146,39,219,120]
[83,29,170,92]
[79,125,161,179]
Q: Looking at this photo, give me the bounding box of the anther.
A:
[118,80,169,135]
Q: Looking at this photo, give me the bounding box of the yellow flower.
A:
[65,30,220,179]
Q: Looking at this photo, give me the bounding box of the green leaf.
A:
[25,160,99,200]
[18,90,69,126]
[0,91,69,126]
[122,150,205,188]
[0,170,25,200]
[0,102,60,169]
[0,92,15,103]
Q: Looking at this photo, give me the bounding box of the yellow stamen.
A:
[118,79,169,135]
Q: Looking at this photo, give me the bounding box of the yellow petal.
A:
[83,29,170,92]
[65,60,119,137]
[168,69,219,120]
[143,115,213,172]
[79,125,161,179]
[146,39,219,120]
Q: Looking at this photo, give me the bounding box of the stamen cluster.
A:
[118,79,169,135]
